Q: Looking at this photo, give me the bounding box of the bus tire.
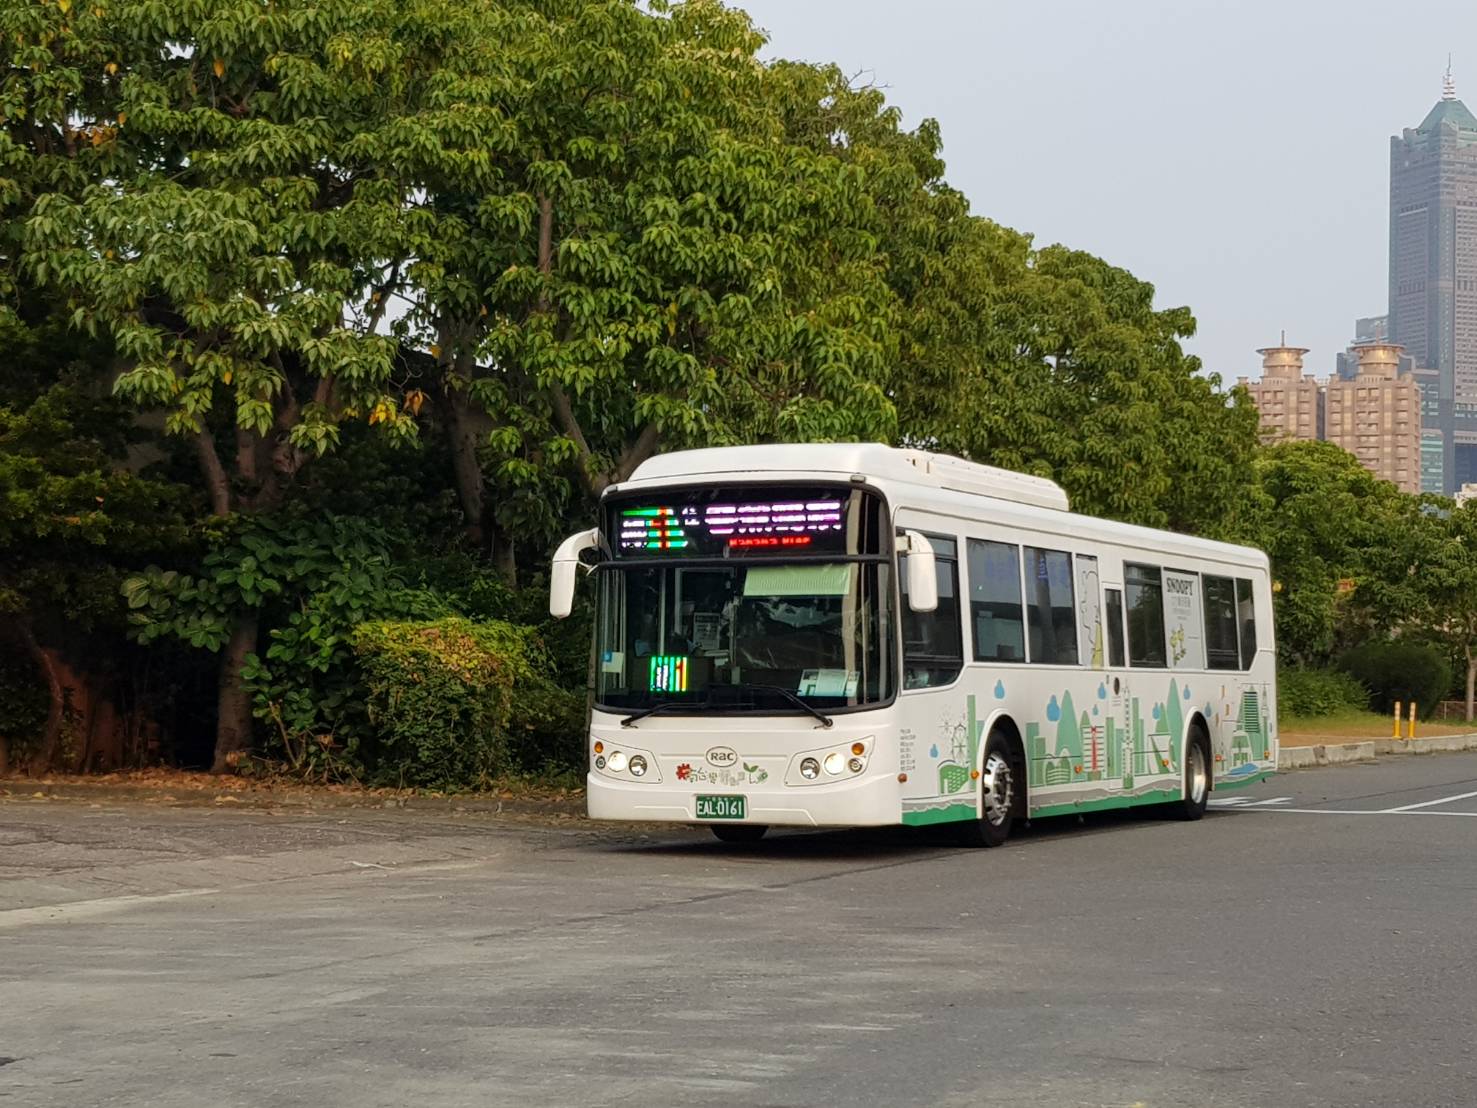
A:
[1173,727,1211,822]
[710,824,768,844]
[955,730,1019,848]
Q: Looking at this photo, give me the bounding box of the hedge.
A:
[351,618,583,789]
[1277,667,1369,719]
[1337,641,1451,720]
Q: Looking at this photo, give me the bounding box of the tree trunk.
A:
[83,694,123,772]
[18,621,66,771]
[212,613,259,773]
[443,386,490,549]
[491,524,517,586]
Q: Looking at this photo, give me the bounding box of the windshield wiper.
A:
[620,698,708,728]
[710,683,834,729]
[619,684,834,729]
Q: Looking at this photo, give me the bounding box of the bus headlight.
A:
[823,752,844,776]
[800,757,821,780]
[607,751,628,773]
[628,755,647,777]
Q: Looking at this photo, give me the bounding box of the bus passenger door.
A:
[896,531,968,819]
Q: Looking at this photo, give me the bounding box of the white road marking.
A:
[0,888,220,930]
[1219,806,1477,817]
[1209,796,1292,808]
[1380,789,1477,813]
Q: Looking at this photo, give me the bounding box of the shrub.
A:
[1278,667,1370,719]
[351,618,583,789]
[1337,641,1451,719]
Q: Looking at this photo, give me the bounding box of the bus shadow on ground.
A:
[608,806,1217,862]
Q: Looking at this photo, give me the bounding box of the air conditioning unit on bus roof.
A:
[623,443,1070,512]
[898,449,1070,512]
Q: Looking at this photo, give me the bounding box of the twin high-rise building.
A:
[1389,71,1477,493]
[1244,72,1477,496]
[1240,339,1424,494]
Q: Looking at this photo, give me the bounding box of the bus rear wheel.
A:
[710,824,768,844]
[955,731,1019,848]
[1171,728,1211,821]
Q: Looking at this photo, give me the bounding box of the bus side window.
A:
[1235,578,1258,669]
[901,536,963,689]
[1105,588,1126,668]
[1203,575,1240,670]
[967,539,1025,663]
[1023,546,1077,665]
[1124,564,1167,668]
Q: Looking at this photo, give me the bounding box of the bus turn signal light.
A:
[851,742,866,756]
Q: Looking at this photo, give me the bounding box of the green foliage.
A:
[1338,642,1451,719]
[2,385,194,625]
[121,514,422,771]
[1277,668,1371,720]
[351,617,581,788]
[0,638,49,761]
[18,0,433,451]
[1246,441,1421,665]
[123,515,402,650]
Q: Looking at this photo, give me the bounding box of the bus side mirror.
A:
[903,531,938,613]
[550,528,601,619]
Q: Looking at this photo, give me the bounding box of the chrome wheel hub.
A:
[1188,742,1208,805]
[981,751,1012,826]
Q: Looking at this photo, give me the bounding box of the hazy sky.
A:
[739,0,1477,384]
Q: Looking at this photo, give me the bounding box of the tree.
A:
[17,0,448,769]
[399,3,902,577]
[1394,502,1477,720]
[1250,440,1423,666]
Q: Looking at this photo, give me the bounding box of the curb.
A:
[0,780,587,819]
[1278,732,1477,771]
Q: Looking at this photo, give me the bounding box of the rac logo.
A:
[706,746,739,768]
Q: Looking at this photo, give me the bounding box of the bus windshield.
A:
[593,560,894,712]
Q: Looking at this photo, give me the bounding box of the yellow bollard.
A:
[1394,701,1403,739]
[1409,701,1417,740]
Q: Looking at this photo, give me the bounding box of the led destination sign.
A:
[614,494,847,557]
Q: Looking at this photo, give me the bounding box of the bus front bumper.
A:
[586,772,900,828]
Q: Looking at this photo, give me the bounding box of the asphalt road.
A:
[4,755,1477,1108]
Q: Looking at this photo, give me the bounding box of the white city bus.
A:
[550,444,1276,845]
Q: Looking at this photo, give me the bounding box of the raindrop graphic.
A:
[1092,705,1100,717]
[1046,696,1061,722]
[1183,686,1192,700]
[993,680,1006,699]
[929,744,939,759]
[1152,704,1162,720]
[1097,682,1108,700]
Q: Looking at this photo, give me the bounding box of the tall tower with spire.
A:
[1389,64,1477,494]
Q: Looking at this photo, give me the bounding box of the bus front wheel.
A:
[955,731,1019,848]
[710,824,768,844]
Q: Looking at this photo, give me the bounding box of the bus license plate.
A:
[695,795,746,820]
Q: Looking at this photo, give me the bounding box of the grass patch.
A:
[1279,708,1474,746]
